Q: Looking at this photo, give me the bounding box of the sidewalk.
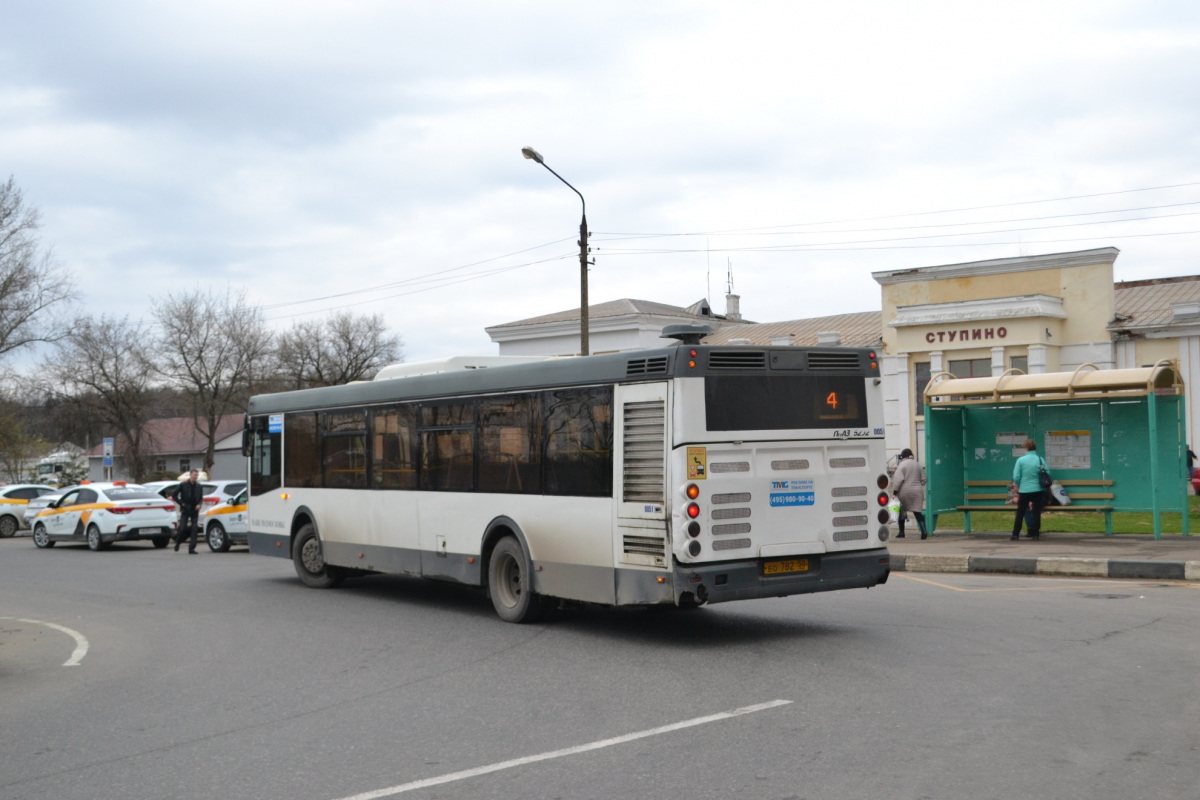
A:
[886,530,1200,582]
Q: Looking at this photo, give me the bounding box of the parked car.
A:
[1192,468,1200,494]
[141,479,246,509]
[204,487,248,552]
[23,485,79,528]
[0,484,58,537]
[31,482,176,551]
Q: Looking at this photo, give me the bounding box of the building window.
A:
[1010,355,1028,373]
[914,362,931,416]
[179,458,190,473]
[948,358,991,378]
[155,458,166,473]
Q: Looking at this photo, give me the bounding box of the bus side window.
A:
[544,387,613,497]
[285,412,321,488]
[478,393,542,494]
[371,405,417,490]
[420,401,474,492]
[249,415,281,496]
[323,410,368,489]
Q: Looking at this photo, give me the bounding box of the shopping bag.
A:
[887,498,902,523]
[1049,481,1071,506]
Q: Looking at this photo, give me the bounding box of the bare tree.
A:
[0,176,76,357]
[153,288,274,474]
[44,315,159,482]
[275,311,403,389]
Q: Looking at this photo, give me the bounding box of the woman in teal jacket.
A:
[1012,438,1047,541]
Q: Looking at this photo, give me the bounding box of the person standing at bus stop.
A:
[172,470,204,554]
[1011,439,1046,541]
[892,448,928,539]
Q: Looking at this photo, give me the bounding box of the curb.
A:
[890,554,1200,582]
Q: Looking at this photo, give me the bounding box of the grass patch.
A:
[931,496,1200,535]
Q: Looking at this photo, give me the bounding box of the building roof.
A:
[1111,274,1200,331]
[702,311,883,347]
[86,415,244,457]
[487,298,743,330]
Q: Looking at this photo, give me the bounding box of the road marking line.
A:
[331,699,793,800]
[0,616,89,666]
[893,573,1188,592]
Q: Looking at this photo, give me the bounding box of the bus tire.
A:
[487,536,547,623]
[293,523,343,588]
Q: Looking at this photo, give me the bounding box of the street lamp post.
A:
[521,146,591,356]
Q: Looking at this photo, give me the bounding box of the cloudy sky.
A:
[3,0,1199,362]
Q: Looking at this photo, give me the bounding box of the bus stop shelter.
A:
[922,361,1188,539]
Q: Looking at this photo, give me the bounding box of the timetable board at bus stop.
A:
[922,362,1189,538]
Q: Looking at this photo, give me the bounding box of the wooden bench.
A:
[954,479,1116,534]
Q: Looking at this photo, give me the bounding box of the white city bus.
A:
[243,330,892,622]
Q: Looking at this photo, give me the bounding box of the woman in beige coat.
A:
[892,448,928,539]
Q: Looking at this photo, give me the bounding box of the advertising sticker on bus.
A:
[770,479,815,507]
[687,446,706,480]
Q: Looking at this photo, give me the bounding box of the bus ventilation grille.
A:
[831,486,867,497]
[832,500,868,512]
[623,534,666,557]
[708,351,767,370]
[807,352,862,371]
[772,459,809,471]
[712,492,752,505]
[712,507,751,520]
[833,530,869,542]
[829,457,867,468]
[623,400,666,502]
[626,356,669,376]
[712,538,751,551]
[833,515,869,527]
[710,461,749,473]
[713,523,751,535]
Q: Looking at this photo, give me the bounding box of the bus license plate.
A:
[764,558,808,575]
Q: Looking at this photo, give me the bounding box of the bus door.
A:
[614,382,669,569]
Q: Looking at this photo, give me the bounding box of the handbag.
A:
[1038,457,1052,489]
[886,498,902,523]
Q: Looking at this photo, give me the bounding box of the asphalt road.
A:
[2,539,1198,800]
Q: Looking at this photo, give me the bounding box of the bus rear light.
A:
[686,484,700,499]
[686,502,700,518]
[876,474,889,490]
[876,492,889,506]
[687,540,701,557]
[878,526,890,542]
[687,521,700,537]
[877,509,890,523]
[688,350,698,369]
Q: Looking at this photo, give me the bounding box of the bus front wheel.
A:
[488,536,547,623]
[292,524,343,589]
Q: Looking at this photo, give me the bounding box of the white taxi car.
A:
[0,484,57,537]
[204,487,248,552]
[31,482,176,551]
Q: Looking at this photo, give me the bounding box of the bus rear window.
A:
[705,375,868,431]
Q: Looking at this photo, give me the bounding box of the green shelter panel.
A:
[1032,401,1105,481]
[924,405,965,514]
[963,404,1034,482]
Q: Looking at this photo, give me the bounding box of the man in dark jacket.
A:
[172,470,205,553]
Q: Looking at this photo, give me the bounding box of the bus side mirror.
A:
[242,416,252,458]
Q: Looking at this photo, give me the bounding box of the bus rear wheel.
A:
[292,524,343,588]
[488,536,547,623]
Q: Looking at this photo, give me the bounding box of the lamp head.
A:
[521,146,544,164]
